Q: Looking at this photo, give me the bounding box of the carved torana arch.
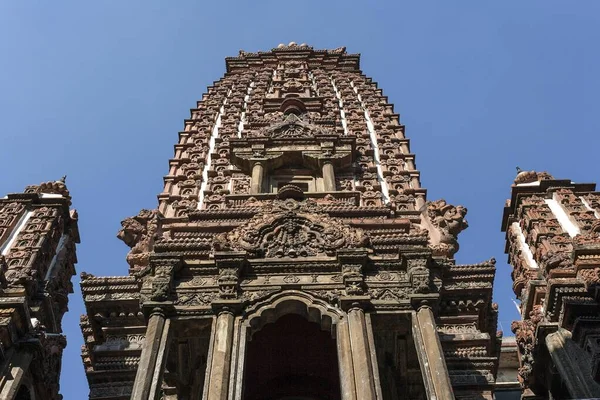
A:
[212,199,370,258]
[242,290,345,336]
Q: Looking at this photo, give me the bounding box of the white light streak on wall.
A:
[198,89,232,209]
[511,222,539,269]
[0,210,33,256]
[330,79,348,136]
[545,194,580,237]
[351,81,390,204]
[237,82,254,138]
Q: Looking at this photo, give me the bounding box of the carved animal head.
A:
[117,218,145,248]
[117,209,161,249]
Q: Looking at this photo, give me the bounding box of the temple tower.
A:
[0,179,79,399]
[81,44,501,399]
[502,170,600,399]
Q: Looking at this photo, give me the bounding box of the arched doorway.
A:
[243,313,341,400]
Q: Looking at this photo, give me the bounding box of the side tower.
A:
[502,170,600,398]
[81,44,500,400]
[0,179,79,399]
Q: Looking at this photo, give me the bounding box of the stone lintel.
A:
[214,251,247,267]
[149,255,183,271]
[336,248,369,264]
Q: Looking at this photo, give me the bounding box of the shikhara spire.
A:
[79,45,506,400]
[157,43,424,217]
[0,180,79,399]
[502,170,600,398]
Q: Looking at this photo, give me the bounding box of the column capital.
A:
[410,294,439,312]
[149,307,167,318]
[211,300,243,316]
[141,303,175,319]
[340,296,371,312]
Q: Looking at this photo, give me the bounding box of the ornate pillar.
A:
[322,160,336,191]
[250,161,264,194]
[413,305,454,400]
[0,347,33,400]
[205,307,236,400]
[336,317,357,400]
[344,301,377,400]
[131,308,172,400]
[546,328,600,399]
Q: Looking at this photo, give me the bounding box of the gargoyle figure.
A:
[426,200,468,257]
[117,209,162,272]
[427,199,469,239]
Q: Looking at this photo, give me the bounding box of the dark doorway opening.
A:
[243,313,341,400]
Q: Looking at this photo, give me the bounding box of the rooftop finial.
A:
[60,175,67,183]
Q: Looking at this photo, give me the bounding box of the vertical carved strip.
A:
[365,313,384,400]
[414,306,454,400]
[198,88,233,210]
[131,309,169,400]
[331,77,349,135]
[228,317,245,400]
[206,310,235,400]
[347,307,377,400]
[351,81,390,204]
[148,319,172,398]
[237,81,254,138]
[336,318,357,400]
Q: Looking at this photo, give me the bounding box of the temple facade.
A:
[79,44,506,400]
[502,170,600,399]
[0,179,79,399]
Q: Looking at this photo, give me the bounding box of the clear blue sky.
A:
[1,1,599,398]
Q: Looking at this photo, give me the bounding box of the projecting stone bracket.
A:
[404,254,433,294]
[337,249,369,296]
[214,251,246,300]
[140,256,183,308]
